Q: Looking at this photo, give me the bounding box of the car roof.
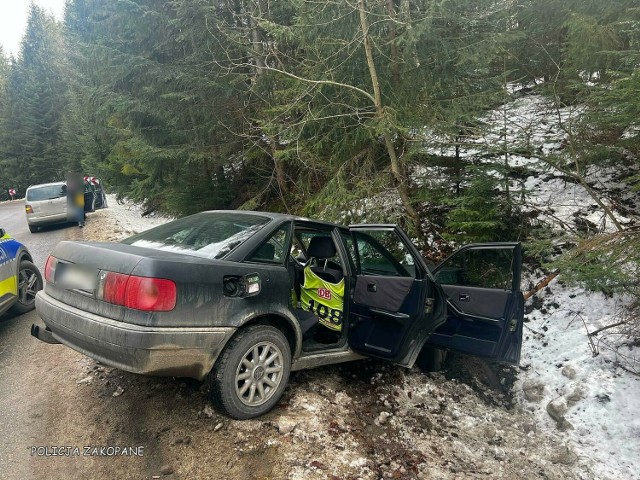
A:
[26,181,66,190]
[203,210,346,229]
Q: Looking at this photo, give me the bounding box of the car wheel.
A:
[10,260,43,314]
[208,325,291,419]
[416,346,447,372]
[28,225,38,233]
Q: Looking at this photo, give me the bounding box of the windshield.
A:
[26,184,66,201]
[121,212,271,259]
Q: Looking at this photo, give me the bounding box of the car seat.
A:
[299,236,344,344]
[306,236,343,283]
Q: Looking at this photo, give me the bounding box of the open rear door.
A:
[346,225,446,366]
[426,243,524,364]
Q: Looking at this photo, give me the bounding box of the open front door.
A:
[426,243,524,364]
[346,225,446,366]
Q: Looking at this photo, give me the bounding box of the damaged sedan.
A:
[32,211,523,419]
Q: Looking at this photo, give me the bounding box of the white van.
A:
[24,182,71,233]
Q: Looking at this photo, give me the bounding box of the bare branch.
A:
[260,65,376,104]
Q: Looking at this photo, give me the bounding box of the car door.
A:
[84,183,96,212]
[346,225,446,366]
[425,243,524,364]
[93,179,107,209]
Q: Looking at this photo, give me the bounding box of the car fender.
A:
[235,309,303,360]
[0,235,24,302]
[16,246,33,265]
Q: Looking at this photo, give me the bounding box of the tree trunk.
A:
[249,8,265,78]
[357,0,421,232]
[270,134,290,211]
[385,0,401,87]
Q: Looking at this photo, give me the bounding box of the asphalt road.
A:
[0,201,85,479]
[0,200,81,272]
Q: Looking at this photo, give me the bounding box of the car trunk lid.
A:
[45,241,168,322]
[31,197,67,216]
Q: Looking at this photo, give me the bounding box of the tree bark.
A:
[249,5,265,78]
[385,0,401,87]
[270,135,288,194]
[357,0,420,231]
[523,271,559,300]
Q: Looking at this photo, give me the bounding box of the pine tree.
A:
[0,5,68,189]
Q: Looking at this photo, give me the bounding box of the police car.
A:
[0,228,43,316]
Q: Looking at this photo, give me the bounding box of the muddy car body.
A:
[32,211,523,418]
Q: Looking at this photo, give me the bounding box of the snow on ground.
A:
[523,173,632,233]
[84,194,172,241]
[419,94,573,162]
[415,93,635,234]
[475,94,640,479]
[518,279,640,480]
[103,194,172,234]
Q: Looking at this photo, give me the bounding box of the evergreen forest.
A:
[0,0,638,296]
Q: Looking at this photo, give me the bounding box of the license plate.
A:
[57,264,97,291]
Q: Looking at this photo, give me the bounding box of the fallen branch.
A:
[524,271,559,300]
[577,313,599,357]
[588,320,627,337]
[523,323,545,338]
[614,362,640,377]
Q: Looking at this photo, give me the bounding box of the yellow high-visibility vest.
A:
[299,266,344,332]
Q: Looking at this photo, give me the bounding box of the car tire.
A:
[10,260,43,314]
[208,325,291,419]
[28,225,38,233]
[416,347,447,372]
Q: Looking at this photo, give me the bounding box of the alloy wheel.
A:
[234,341,284,407]
[18,267,39,306]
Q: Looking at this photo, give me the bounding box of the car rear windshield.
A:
[121,212,271,259]
[26,185,66,201]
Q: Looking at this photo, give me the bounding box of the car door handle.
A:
[367,283,377,293]
[458,294,470,302]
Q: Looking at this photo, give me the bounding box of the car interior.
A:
[288,226,348,353]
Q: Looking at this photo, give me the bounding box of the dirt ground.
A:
[0,210,596,479]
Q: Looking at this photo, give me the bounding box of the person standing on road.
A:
[66,173,85,228]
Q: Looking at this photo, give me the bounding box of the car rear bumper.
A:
[34,291,236,380]
[27,212,71,226]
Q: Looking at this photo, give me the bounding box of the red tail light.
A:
[125,276,176,311]
[44,256,57,282]
[103,272,129,305]
[100,271,176,312]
